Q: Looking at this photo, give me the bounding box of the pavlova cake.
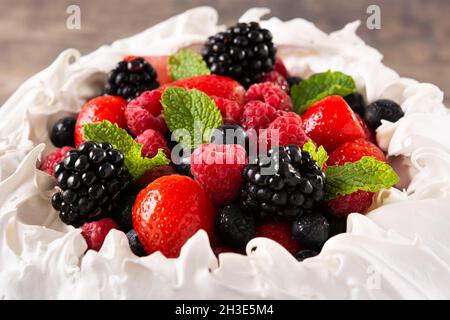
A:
[0,7,449,299]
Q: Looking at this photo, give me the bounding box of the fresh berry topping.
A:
[211,96,243,125]
[51,142,132,227]
[74,96,127,147]
[132,175,215,258]
[211,125,249,151]
[190,144,247,206]
[50,117,76,148]
[344,92,366,117]
[81,218,119,251]
[355,114,376,144]
[128,90,164,118]
[245,82,293,112]
[126,229,147,257]
[291,211,330,250]
[325,139,386,217]
[125,55,171,85]
[240,101,279,132]
[253,222,301,255]
[125,100,168,136]
[365,99,404,129]
[201,22,276,88]
[266,112,310,148]
[260,71,289,93]
[301,95,365,152]
[104,57,159,101]
[326,138,386,166]
[172,150,193,178]
[137,165,175,188]
[274,58,289,78]
[39,146,74,177]
[287,76,303,88]
[295,249,318,261]
[215,204,255,249]
[325,211,347,237]
[241,145,326,221]
[135,129,170,159]
[111,187,140,232]
[325,190,374,218]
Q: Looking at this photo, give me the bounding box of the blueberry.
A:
[113,191,138,232]
[216,204,255,248]
[211,125,249,152]
[50,117,76,148]
[365,99,404,129]
[344,92,366,117]
[292,212,330,250]
[126,229,147,257]
[295,249,318,262]
[287,76,303,88]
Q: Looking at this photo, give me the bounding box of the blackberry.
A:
[295,249,318,262]
[51,141,132,227]
[365,99,404,129]
[215,204,255,249]
[241,145,326,221]
[201,22,276,88]
[104,57,159,101]
[344,92,366,117]
[291,211,330,250]
[50,117,76,148]
[126,229,147,257]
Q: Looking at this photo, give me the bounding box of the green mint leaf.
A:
[168,50,211,81]
[161,87,223,150]
[83,120,170,180]
[291,71,356,114]
[302,141,328,170]
[325,156,399,201]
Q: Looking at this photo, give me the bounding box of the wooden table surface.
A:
[1,0,449,104]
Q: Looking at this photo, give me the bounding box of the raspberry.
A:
[211,96,242,125]
[190,144,247,206]
[240,101,279,132]
[245,82,293,112]
[81,218,119,251]
[260,71,289,93]
[325,190,374,218]
[253,222,301,255]
[274,58,289,78]
[135,129,170,159]
[125,91,168,136]
[137,165,175,188]
[39,146,73,177]
[266,112,310,148]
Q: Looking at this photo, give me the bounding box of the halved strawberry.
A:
[301,96,365,153]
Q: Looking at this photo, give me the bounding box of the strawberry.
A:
[124,55,171,85]
[132,175,215,258]
[325,138,386,217]
[301,95,365,153]
[355,113,377,144]
[74,96,127,147]
[253,222,301,255]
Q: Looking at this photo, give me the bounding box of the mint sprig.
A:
[302,141,328,170]
[291,71,356,114]
[325,156,399,201]
[162,87,223,150]
[83,121,170,180]
[168,50,211,81]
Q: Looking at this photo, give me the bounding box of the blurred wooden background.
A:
[1,0,449,104]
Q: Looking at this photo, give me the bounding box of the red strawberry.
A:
[301,95,365,153]
[355,113,377,144]
[274,58,290,78]
[81,218,119,251]
[253,222,301,255]
[133,175,215,258]
[325,139,386,217]
[74,96,127,147]
[124,55,171,85]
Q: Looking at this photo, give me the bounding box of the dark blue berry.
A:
[126,229,147,257]
[216,204,255,248]
[365,99,404,129]
[292,212,330,250]
[50,117,76,148]
[287,76,303,88]
[295,249,318,261]
[344,92,366,117]
[211,125,249,154]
